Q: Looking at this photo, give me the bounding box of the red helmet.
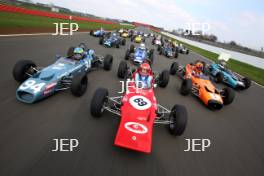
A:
[139,63,151,76]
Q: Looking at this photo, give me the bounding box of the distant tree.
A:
[229,41,237,46]
[208,34,217,42]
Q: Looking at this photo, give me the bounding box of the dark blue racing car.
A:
[99,32,126,48]
[124,43,154,65]
[13,43,113,103]
[90,28,107,37]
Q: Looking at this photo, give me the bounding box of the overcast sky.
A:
[34,0,264,50]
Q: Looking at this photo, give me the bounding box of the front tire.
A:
[242,77,251,89]
[117,61,128,79]
[180,79,192,95]
[168,105,187,136]
[90,88,108,117]
[13,60,37,83]
[170,62,179,75]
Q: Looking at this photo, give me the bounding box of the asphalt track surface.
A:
[0,27,264,176]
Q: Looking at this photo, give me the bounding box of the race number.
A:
[129,95,151,110]
[19,80,45,93]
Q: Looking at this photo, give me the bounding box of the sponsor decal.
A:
[124,122,148,134]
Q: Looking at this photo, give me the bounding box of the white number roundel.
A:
[129,95,151,110]
[124,122,148,134]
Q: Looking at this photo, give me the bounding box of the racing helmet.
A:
[139,43,145,50]
[73,47,84,60]
[219,60,227,69]
[194,62,204,72]
[139,63,151,76]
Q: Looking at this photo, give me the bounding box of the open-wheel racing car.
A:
[170,60,235,110]
[131,35,145,43]
[177,44,189,54]
[124,43,154,66]
[90,63,187,153]
[12,43,113,103]
[207,54,251,90]
[99,32,126,48]
[90,28,107,37]
[158,43,178,58]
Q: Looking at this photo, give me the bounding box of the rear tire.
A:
[222,87,235,105]
[90,30,93,36]
[103,54,113,70]
[168,105,187,136]
[99,37,103,45]
[180,79,192,95]
[122,39,126,45]
[13,60,37,83]
[117,61,128,79]
[90,88,108,117]
[130,44,135,53]
[67,46,75,58]
[158,70,170,88]
[71,74,88,97]
[170,62,179,75]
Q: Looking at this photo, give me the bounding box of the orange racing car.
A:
[170,60,235,110]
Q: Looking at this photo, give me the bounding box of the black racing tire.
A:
[222,87,235,105]
[122,39,126,45]
[13,60,37,83]
[90,88,108,117]
[115,42,120,48]
[117,61,128,79]
[168,105,188,136]
[71,74,88,97]
[157,45,161,51]
[215,72,224,83]
[130,44,135,53]
[186,49,189,54]
[125,49,130,60]
[67,46,75,58]
[174,49,179,58]
[180,79,192,95]
[242,77,251,89]
[170,62,179,75]
[158,70,170,88]
[99,37,104,45]
[90,30,94,36]
[103,54,113,70]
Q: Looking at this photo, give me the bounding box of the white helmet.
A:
[140,43,145,49]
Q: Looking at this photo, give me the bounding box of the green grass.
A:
[158,32,264,86]
[0,12,134,31]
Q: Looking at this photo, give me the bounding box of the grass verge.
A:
[0,12,134,32]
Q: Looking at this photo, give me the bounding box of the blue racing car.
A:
[124,43,154,65]
[12,43,113,103]
[158,43,178,58]
[99,32,126,48]
[90,28,107,37]
[208,61,251,90]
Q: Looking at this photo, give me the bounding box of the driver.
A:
[72,47,85,60]
[139,43,146,50]
[192,62,204,77]
[134,63,153,89]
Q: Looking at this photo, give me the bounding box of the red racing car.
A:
[90,64,187,153]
